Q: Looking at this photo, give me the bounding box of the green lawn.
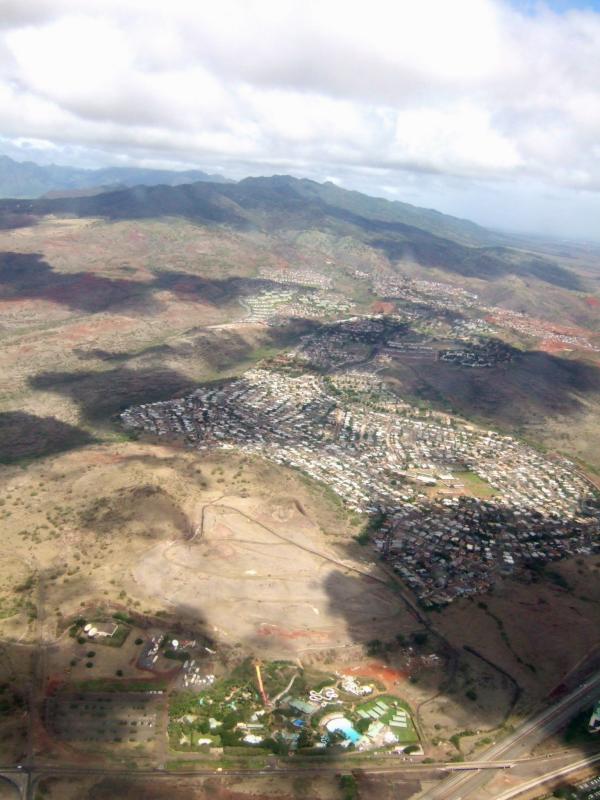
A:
[454,470,497,498]
[353,695,418,745]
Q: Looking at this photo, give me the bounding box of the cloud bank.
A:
[1,0,600,236]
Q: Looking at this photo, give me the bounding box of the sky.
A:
[2,0,600,239]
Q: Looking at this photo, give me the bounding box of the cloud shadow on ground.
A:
[0,411,95,464]
[29,366,198,424]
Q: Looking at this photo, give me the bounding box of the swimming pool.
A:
[325,717,361,743]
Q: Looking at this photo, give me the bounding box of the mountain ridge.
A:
[0,173,584,291]
[0,154,231,199]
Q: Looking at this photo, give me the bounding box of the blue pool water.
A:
[326,717,361,743]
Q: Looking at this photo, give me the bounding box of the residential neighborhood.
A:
[122,348,600,606]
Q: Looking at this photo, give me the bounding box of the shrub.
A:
[366,638,384,656]
[355,718,371,734]
[339,774,358,800]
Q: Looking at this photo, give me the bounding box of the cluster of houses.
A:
[374,491,598,604]
[486,307,600,352]
[121,359,599,605]
[438,339,515,368]
[239,287,353,324]
[258,266,332,289]
[239,287,297,321]
[291,315,406,369]
[287,313,513,374]
[373,276,479,313]
[448,317,495,339]
[575,774,600,800]
[382,340,439,362]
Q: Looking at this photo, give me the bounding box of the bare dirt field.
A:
[132,497,406,657]
[0,441,367,640]
[0,436,533,764]
[1,436,598,765]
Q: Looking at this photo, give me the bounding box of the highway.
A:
[0,751,580,800]
[494,752,600,799]
[418,669,600,799]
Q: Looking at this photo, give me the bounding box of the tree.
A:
[366,638,383,656]
[339,774,358,800]
[355,718,371,734]
[297,728,314,748]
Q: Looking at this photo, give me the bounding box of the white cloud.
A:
[1,0,600,234]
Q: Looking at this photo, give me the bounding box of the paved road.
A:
[0,749,582,799]
[493,752,600,800]
[419,670,600,799]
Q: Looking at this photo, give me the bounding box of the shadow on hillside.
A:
[0,251,295,315]
[383,347,600,431]
[73,316,316,371]
[28,319,322,428]
[365,227,584,290]
[0,411,95,463]
[270,195,585,290]
[72,348,128,363]
[0,180,586,291]
[213,183,585,291]
[320,504,600,775]
[0,251,149,313]
[29,366,197,423]
[322,567,518,724]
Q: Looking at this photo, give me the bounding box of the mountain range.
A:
[0,172,589,298]
[0,154,230,199]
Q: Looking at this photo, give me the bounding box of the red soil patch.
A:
[45,677,66,697]
[584,296,600,308]
[0,297,38,309]
[487,312,591,337]
[256,623,330,641]
[538,338,573,353]
[128,229,146,241]
[342,662,408,688]
[68,451,126,465]
[372,300,396,315]
[61,316,136,341]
